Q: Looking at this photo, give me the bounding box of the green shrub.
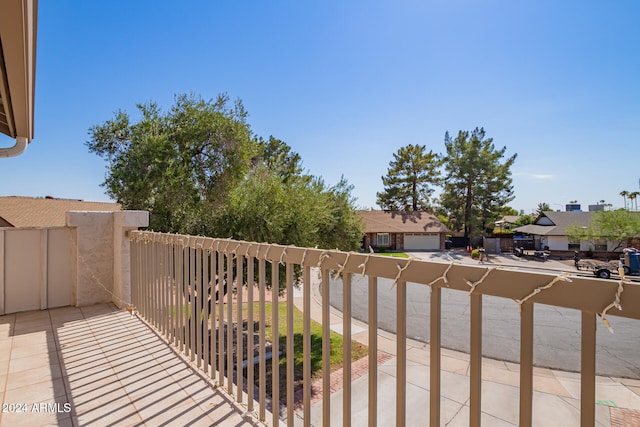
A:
[471,249,480,259]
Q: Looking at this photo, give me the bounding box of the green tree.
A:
[214,167,362,251]
[376,144,441,211]
[255,136,304,183]
[87,93,364,258]
[87,93,255,234]
[500,206,519,216]
[566,209,640,254]
[515,214,535,226]
[536,202,551,215]
[440,128,517,239]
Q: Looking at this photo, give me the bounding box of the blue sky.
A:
[1,0,639,214]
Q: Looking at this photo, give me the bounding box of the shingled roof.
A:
[0,196,121,227]
[514,211,594,236]
[357,210,450,233]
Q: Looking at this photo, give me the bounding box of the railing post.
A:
[271,261,280,426]
[203,245,210,376]
[286,262,295,425]
[519,302,534,427]
[247,255,255,412]
[322,268,331,427]
[259,257,266,422]
[177,245,184,352]
[218,250,225,388]
[236,253,244,403]
[368,276,378,427]
[209,247,217,381]
[396,280,407,427]
[581,312,596,427]
[470,293,482,427]
[190,246,197,363]
[227,250,234,396]
[343,272,352,427]
[195,245,203,368]
[430,285,441,427]
[303,265,312,427]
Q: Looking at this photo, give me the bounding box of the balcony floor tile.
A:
[0,303,260,427]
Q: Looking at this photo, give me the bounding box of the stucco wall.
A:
[67,212,114,306]
[67,210,149,308]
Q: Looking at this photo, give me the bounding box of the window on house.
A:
[594,239,607,252]
[377,233,390,246]
[568,238,580,251]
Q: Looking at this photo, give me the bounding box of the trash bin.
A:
[444,240,452,250]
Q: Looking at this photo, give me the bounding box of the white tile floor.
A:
[0,304,261,427]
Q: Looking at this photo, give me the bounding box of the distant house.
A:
[494,215,521,231]
[513,211,617,255]
[0,196,121,227]
[357,210,450,251]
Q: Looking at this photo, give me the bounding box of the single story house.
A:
[0,196,121,227]
[357,210,450,251]
[513,211,619,255]
[494,215,521,231]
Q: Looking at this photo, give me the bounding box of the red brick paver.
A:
[292,351,394,410]
[610,407,640,426]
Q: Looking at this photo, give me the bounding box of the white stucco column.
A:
[113,211,148,308]
[66,210,148,307]
[66,211,114,306]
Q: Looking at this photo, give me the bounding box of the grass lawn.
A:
[374,251,410,258]
[243,302,368,402]
[173,300,368,403]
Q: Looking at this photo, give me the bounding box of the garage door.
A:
[404,234,440,250]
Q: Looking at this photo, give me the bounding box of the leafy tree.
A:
[214,167,362,251]
[87,93,364,258]
[440,128,517,239]
[87,93,255,234]
[255,136,304,183]
[515,214,535,226]
[213,166,363,293]
[566,209,640,255]
[536,202,551,215]
[376,144,441,211]
[500,206,519,216]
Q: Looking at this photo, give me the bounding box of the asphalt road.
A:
[327,253,640,379]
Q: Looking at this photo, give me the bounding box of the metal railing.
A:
[130,231,640,426]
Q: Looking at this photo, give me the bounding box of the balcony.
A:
[0,303,257,426]
[2,214,640,426]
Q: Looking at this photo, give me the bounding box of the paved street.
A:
[328,251,640,379]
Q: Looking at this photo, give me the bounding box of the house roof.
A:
[0,196,121,227]
[514,211,593,236]
[501,215,521,224]
[356,210,450,234]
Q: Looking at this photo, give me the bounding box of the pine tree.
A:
[441,128,517,238]
[376,144,441,211]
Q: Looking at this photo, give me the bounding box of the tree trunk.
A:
[464,183,473,239]
[412,179,417,211]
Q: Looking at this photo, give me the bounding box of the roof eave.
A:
[0,0,37,157]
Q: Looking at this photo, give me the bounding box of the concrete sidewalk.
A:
[294,267,640,426]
